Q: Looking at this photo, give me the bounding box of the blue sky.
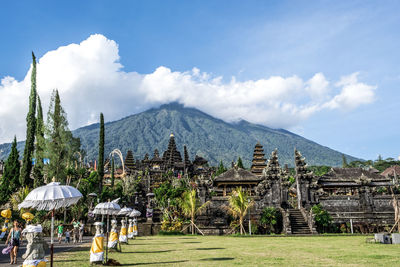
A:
[0,0,399,160]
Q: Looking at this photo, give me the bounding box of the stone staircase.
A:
[289,209,312,235]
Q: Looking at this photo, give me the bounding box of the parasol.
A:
[18,181,82,267]
[129,209,141,217]
[117,207,132,216]
[93,200,121,262]
[129,209,141,238]
[117,207,132,244]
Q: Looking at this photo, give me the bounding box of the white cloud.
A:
[0,34,376,144]
[324,72,376,110]
[305,72,330,100]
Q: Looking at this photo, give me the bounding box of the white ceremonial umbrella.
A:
[117,207,132,216]
[129,209,141,218]
[117,207,132,244]
[129,209,141,238]
[18,181,82,267]
[93,200,121,262]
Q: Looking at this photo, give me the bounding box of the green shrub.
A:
[311,204,332,233]
[260,207,282,234]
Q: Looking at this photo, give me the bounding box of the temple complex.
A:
[103,135,399,235]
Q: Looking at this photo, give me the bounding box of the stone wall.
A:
[319,195,395,226]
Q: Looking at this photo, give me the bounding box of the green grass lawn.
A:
[54,235,400,266]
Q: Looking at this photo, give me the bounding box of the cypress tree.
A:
[342,154,348,168]
[47,90,69,182]
[20,52,37,187]
[216,160,226,176]
[0,137,21,203]
[33,95,45,187]
[237,157,244,169]
[98,113,105,195]
[110,157,115,188]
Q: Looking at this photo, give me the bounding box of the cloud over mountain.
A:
[0,34,376,144]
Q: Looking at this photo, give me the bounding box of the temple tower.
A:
[256,149,282,207]
[124,150,136,174]
[294,149,313,209]
[251,142,267,176]
[163,133,183,170]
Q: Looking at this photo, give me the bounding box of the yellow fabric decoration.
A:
[109,232,118,242]
[120,227,127,236]
[22,212,35,221]
[91,236,104,254]
[22,261,46,267]
[1,209,11,219]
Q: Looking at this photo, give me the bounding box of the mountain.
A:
[0,103,359,167]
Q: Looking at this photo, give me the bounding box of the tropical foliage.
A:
[179,189,209,235]
[227,187,253,235]
[10,186,31,216]
[311,204,332,233]
[260,207,282,234]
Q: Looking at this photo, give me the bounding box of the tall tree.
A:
[33,95,45,187]
[20,52,37,187]
[46,89,76,183]
[0,137,21,203]
[342,154,348,168]
[98,113,105,195]
[237,157,244,169]
[215,160,226,176]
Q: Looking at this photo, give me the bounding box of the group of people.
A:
[57,219,85,244]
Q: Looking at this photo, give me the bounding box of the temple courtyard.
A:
[53,235,400,266]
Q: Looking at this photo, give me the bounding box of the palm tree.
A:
[227,187,253,235]
[179,189,209,235]
[10,186,31,216]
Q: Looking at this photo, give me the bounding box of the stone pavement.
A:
[0,236,91,266]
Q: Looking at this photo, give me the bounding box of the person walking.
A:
[79,220,84,243]
[5,220,21,265]
[57,223,64,244]
[65,229,71,243]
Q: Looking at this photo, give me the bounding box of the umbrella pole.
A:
[51,209,54,267]
[126,216,129,244]
[105,214,109,263]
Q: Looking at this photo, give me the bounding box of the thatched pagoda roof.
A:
[382,165,400,177]
[320,167,384,181]
[214,167,262,183]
